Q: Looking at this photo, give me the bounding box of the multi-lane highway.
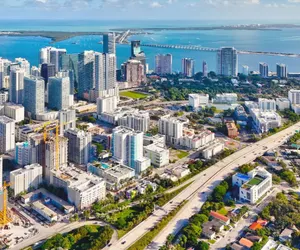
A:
[109,122,300,250]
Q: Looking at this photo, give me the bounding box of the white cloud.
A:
[150,1,162,7]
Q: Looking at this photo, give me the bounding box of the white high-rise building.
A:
[112,126,150,173]
[242,65,249,76]
[277,64,287,78]
[97,95,117,115]
[9,68,24,104]
[4,103,25,122]
[58,109,76,135]
[103,33,116,54]
[15,142,32,166]
[49,48,67,73]
[188,94,209,109]
[288,89,300,105]
[48,76,70,111]
[64,128,92,165]
[15,58,30,76]
[155,54,172,75]
[118,111,150,132]
[0,116,15,153]
[217,47,238,76]
[10,163,43,197]
[259,63,269,78]
[258,98,276,111]
[158,116,185,144]
[23,76,45,118]
[31,66,40,77]
[182,58,195,77]
[95,53,117,98]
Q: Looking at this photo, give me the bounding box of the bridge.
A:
[140,43,300,58]
[116,30,131,44]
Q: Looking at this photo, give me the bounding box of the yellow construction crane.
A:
[0,182,11,226]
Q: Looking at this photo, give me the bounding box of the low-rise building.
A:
[188,93,209,109]
[279,228,293,243]
[180,130,215,149]
[100,107,137,125]
[87,163,135,191]
[143,143,169,167]
[202,219,224,239]
[250,109,282,133]
[50,165,106,210]
[226,122,239,138]
[213,93,238,104]
[258,98,276,111]
[202,140,224,159]
[276,98,290,111]
[234,105,248,121]
[31,201,58,222]
[232,167,272,204]
[209,211,230,225]
[10,163,43,196]
[143,134,166,147]
[171,165,191,178]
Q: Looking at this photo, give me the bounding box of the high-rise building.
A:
[0,116,15,153]
[155,54,172,75]
[78,51,95,98]
[203,61,208,77]
[258,98,276,111]
[112,126,150,173]
[130,41,147,75]
[95,53,117,97]
[288,89,300,105]
[217,47,238,76]
[10,164,43,196]
[41,63,56,86]
[61,54,78,90]
[242,65,249,76]
[45,136,68,182]
[31,66,40,77]
[48,76,70,111]
[97,95,117,115]
[277,63,287,78]
[118,111,150,132]
[122,60,145,87]
[58,109,76,135]
[182,58,195,77]
[9,68,24,104]
[39,47,51,64]
[15,142,32,166]
[14,58,30,76]
[50,48,67,73]
[0,158,2,189]
[158,116,185,144]
[23,76,45,118]
[259,63,269,78]
[0,90,8,104]
[103,33,116,54]
[64,128,92,165]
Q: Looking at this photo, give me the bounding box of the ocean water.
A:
[0,20,300,73]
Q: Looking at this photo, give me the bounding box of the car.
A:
[122,241,126,244]
[108,243,112,247]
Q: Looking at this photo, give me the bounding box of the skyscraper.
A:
[61,54,79,89]
[155,54,172,75]
[242,65,249,76]
[103,33,116,54]
[9,68,24,104]
[203,61,208,77]
[130,41,147,75]
[276,63,287,78]
[217,47,238,76]
[48,76,70,111]
[0,116,15,154]
[58,109,76,135]
[95,53,117,97]
[50,48,67,73]
[41,63,56,86]
[259,63,269,78]
[78,51,95,98]
[23,76,45,118]
[122,60,145,88]
[182,58,195,77]
[15,58,30,76]
[64,128,92,165]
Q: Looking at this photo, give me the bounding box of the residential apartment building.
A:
[217,47,238,76]
[10,163,43,196]
[158,116,186,144]
[0,116,15,153]
[143,143,169,167]
[188,93,209,109]
[258,98,276,111]
[155,54,172,75]
[118,110,150,132]
[212,93,238,104]
[250,108,282,133]
[226,122,239,138]
[202,140,224,159]
[276,98,290,111]
[97,95,117,115]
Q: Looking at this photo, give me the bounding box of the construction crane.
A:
[0,182,11,226]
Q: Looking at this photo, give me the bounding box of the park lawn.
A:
[217,207,228,216]
[120,91,148,99]
[114,207,137,221]
[176,150,189,159]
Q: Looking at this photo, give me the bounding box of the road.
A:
[109,122,300,250]
[14,220,117,250]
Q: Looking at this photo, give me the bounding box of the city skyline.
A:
[1,0,300,20]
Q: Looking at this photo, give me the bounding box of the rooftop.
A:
[32,201,57,218]
[239,238,254,248]
[104,165,135,178]
[0,115,15,124]
[210,211,230,223]
[243,176,264,190]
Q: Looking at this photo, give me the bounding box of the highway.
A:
[109,121,300,250]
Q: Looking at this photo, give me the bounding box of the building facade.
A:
[217,47,238,76]
[182,58,195,77]
[155,54,172,75]
[0,116,15,153]
[259,63,269,78]
[48,76,70,111]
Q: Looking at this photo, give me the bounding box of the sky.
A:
[1,0,300,20]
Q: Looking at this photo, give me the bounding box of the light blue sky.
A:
[1,0,300,20]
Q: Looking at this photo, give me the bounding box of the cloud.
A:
[150,1,162,7]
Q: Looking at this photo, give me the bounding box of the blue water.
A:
[1,20,300,73]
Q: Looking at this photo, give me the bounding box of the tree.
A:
[189,214,208,227]
[166,234,175,246]
[196,241,210,250]
[116,217,127,229]
[83,210,90,220]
